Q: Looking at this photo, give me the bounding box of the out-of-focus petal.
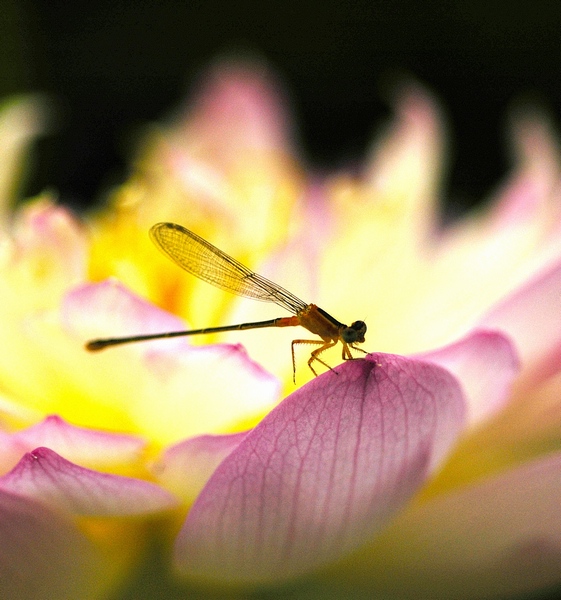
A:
[479,258,561,381]
[322,85,444,329]
[155,432,248,504]
[417,329,520,425]
[0,489,107,600]
[180,59,293,160]
[0,447,177,516]
[175,354,466,584]
[90,60,303,315]
[472,110,561,251]
[135,344,280,444]
[168,59,303,298]
[64,279,187,345]
[363,83,444,226]
[0,415,146,474]
[11,281,281,445]
[324,451,561,600]
[0,199,87,312]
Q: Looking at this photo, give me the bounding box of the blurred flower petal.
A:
[155,431,248,504]
[0,199,87,312]
[417,329,520,425]
[0,415,145,474]
[0,447,176,516]
[60,282,281,444]
[334,451,561,600]
[0,489,106,600]
[364,83,443,226]
[136,344,280,444]
[480,258,561,380]
[181,59,293,159]
[175,354,466,584]
[64,279,186,343]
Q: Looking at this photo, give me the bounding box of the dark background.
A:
[2,0,561,216]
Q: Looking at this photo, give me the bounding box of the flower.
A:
[0,61,561,600]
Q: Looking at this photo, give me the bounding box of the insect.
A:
[86,222,367,381]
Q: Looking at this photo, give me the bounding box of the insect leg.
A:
[291,339,335,382]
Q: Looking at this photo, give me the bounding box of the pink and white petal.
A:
[162,61,300,253]
[130,344,280,445]
[154,431,248,504]
[0,447,177,516]
[175,353,466,584]
[417,329,520,425]
[66,283,281,419]
[63,280,186,347]
[364,83,443,218]
[479,258,561,380]
[0,489,107,600]
[462,364,561,461]
[4,201,88,305]
[59,282,280,445]
[482,111,560,245]
[10,415,146,471]
[11,200,87,268]
[181,60,293,158]
[328,451,561,600]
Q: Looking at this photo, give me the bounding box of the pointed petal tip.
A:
[0,447,177,516]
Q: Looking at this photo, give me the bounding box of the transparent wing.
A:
[149,222,308,315]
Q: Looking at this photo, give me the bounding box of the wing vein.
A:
[149,222,308,315]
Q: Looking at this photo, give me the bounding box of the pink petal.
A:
[480,258,561,381]
[364,83,443,210]
[9,200,87,284]
[0,447,177,516]
[0,489,106,600]
[64,282,280,445]
[417,329,520,425]
[343,451,561,600]
[155,432,248,504]
[182,60,292,155]
[5,415,145,472]
[175,353,466,584]
[489,109,560,229]
[63,280,186,346]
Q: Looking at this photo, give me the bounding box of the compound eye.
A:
[342,321,367,344]
[352,320,366,332]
